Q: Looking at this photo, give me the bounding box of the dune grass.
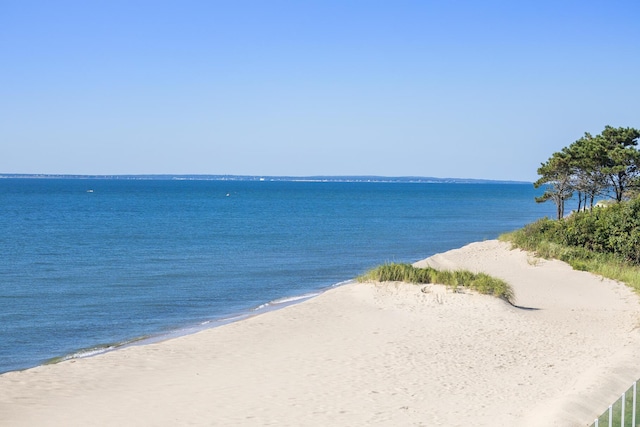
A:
[357,263,514,304]
[500,228,640,294]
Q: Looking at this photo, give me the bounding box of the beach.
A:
[1,240,639,426]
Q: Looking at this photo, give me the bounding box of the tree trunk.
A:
[556,197,564,219]
[577,192,583,212]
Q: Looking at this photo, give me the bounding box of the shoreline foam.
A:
[1,240,639,426]
[34,282,351,373]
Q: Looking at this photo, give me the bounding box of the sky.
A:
[1,1,639,181]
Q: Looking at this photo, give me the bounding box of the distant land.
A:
[0,174,530,184]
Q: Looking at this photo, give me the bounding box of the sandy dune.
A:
[1,240,639,426]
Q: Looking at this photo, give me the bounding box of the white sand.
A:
[1,240,639,426]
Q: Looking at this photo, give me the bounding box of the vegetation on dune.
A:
[503,123,640,293]
[357,264,514,304]
[508,125,640,423]
[359,124,640,307]
[500,200,640,293]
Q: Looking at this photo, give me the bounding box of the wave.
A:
[40,279,356,369]
[44,337,149,365]
[253,292,320,311]
[252,279,354,312]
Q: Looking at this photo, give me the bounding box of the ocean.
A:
[0,178,554,373]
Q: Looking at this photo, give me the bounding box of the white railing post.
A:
[594,417,598,427]
[621,392,625,427]
[609,404,613,427]
[633,381,637,427]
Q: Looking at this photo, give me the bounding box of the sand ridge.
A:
[1,240,639,426]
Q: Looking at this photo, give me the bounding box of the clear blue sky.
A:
[1,1,638,181]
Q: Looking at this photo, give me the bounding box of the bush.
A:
[504,197,640,266]
[501,196,640,293]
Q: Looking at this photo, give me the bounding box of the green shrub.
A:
[500,197,640,293]
[503,197,640,266]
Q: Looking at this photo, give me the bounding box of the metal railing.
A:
[592,381,639,427]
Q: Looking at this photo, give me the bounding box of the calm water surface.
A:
[0,179,553,373]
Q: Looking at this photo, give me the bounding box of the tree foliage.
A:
[508,196,640,265]
[535,126,640,218]
[599,125,640,202]
[534,151,573,219]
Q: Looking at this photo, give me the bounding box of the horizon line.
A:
[0,173,532,184]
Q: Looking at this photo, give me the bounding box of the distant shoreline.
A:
[0,173,531,185]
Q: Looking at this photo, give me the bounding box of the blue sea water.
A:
[0,178,554,373]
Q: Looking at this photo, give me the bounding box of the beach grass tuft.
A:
[357,264,514,303]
